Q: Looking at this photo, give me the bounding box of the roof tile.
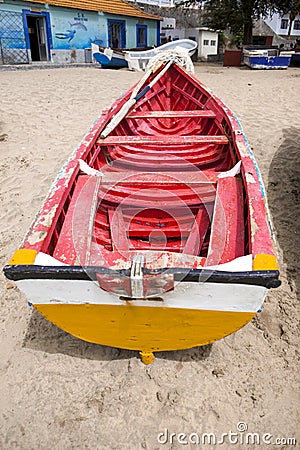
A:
[24,0,161,20]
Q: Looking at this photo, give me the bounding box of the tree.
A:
[177,0,279,45]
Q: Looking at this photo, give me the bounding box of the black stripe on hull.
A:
[3,265,281,289]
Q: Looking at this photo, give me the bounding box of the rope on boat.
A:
[147,47,195,74]
[99,49,194,139]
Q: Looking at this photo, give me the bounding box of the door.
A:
[136,24,147,48]
[36,17,47,60]
[26,15,48,61]
[108,19,126,49]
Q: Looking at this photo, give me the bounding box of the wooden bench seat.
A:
[126,110,216,119]
[99,170,220,186]
[97,135,228,147]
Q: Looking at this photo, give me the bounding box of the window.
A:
[210,40,216,46]
[281,19,288,29]
[294,20,300,30]
[203,39,209,45]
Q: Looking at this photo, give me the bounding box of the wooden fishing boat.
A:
[4,57,280,364]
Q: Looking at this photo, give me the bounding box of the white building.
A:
[264,13,300,38]
[190,28,218,60]
[161,26,218,60]
[161,17,176,30]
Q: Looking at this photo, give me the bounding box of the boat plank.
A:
[206,176,244,265]
[182,207,211,256]
[127,110,216,119]
[108,208,130,252]
[100,170,219,185]
[53,175,98,265]
[97,135,228,146]
[172,84,207,109]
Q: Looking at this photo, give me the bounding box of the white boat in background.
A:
[125,39,197,71]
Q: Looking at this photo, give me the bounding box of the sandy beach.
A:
[0,63,299,449]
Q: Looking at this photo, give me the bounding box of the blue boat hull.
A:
[244,55,291,69]
[93,52,128,69]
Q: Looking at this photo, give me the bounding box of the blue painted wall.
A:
[0,0,159,59]
[51,8,105,50]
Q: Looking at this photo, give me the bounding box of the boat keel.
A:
[139,351,155,365]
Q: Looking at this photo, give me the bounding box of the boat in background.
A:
[4,55,280,364]
[91,44,128,69]
[243,47,292,69]
[125,39,197,71]
[290,50,300,66]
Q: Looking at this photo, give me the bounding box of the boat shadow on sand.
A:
[23,309,212,362]
[267,126,300,300]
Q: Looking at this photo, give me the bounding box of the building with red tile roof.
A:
[24,0,161,20]
[0,0,161,64]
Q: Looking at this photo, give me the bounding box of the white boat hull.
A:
[17,278,266,312]
[125,39,197,71]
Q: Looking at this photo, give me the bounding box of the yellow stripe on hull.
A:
[34,304,255,353]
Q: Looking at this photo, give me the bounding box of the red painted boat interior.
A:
[39,64,250,267]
